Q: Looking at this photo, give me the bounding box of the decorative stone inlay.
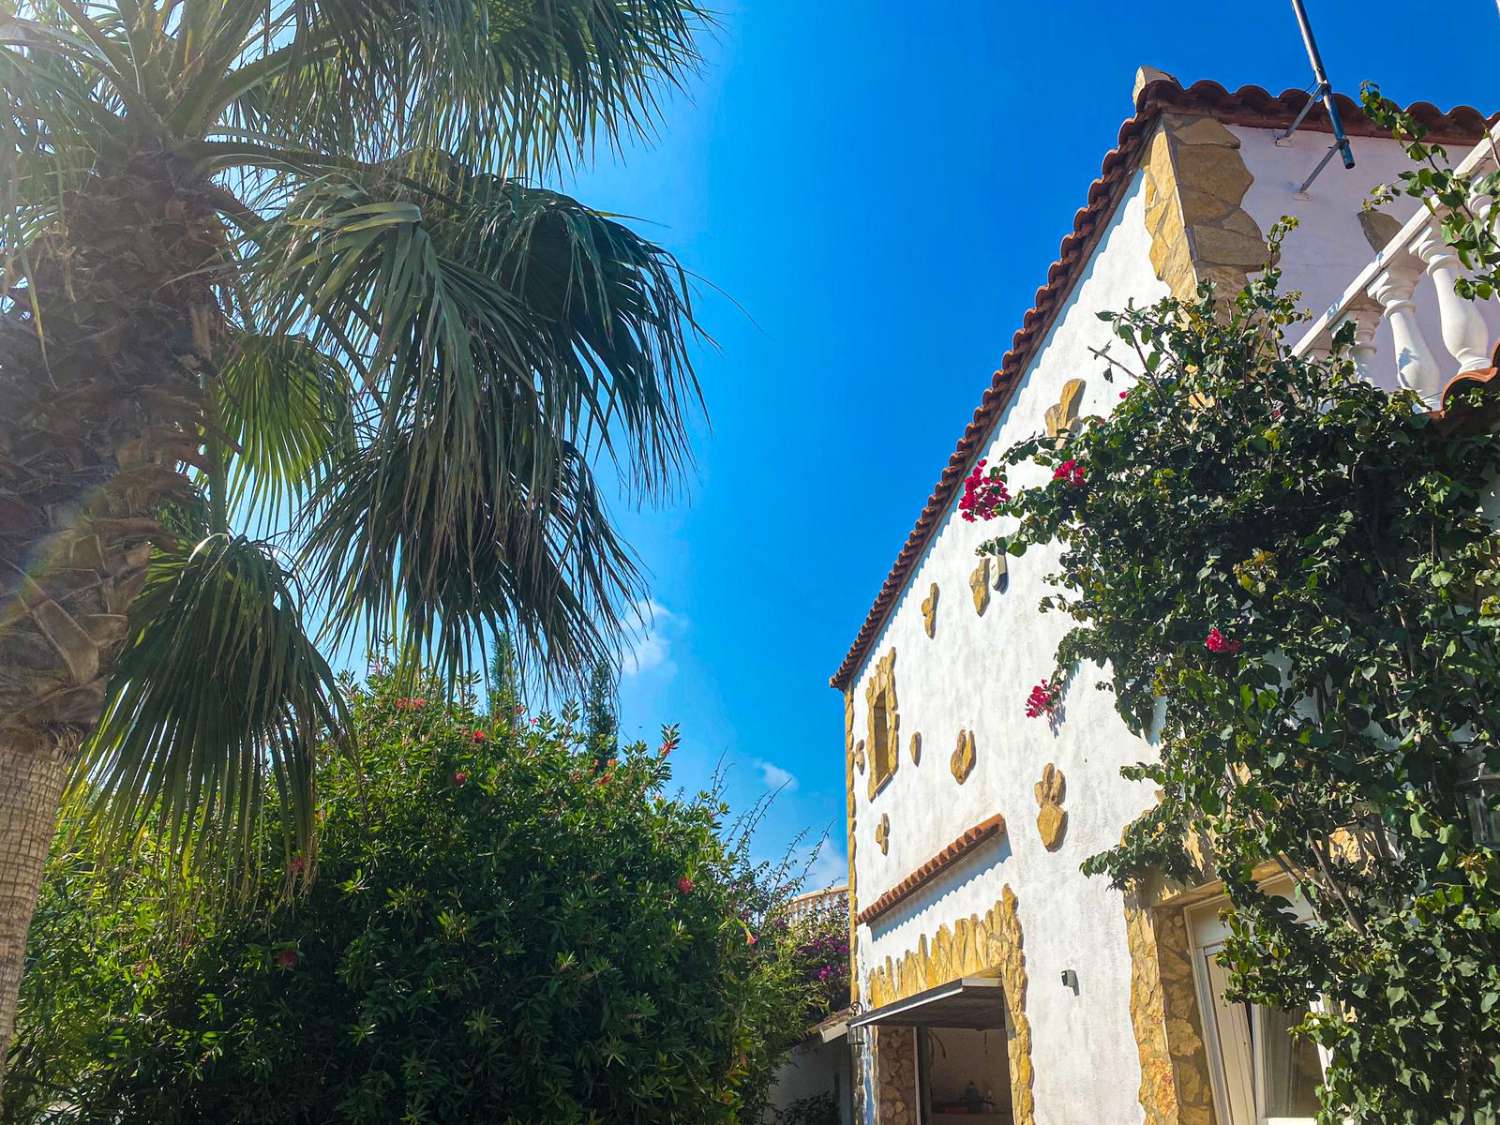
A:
[969,559,991,616]
[1125,887,1218,1125]
[909,731,922,765]
[854,739,866,774]
[866,649,900,799]
[856,814,1007,926]
[875,812,891,855]
[1142,110,1265,303]
[864,888,1035,1125]
[950,728,976,784]
[1045,378,1087,437]
[921,582,939,638]
[1034,763,1068,851]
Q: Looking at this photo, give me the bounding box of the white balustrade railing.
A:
[1292,120,1500,409]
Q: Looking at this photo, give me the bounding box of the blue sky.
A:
[557,1,1500,884]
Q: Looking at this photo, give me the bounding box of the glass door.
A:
[1188,896,1326,1125]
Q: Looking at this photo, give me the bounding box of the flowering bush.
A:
[780,900,850,1025]
[972,225,1500,1122]
[1023,679,1060,719]
[7,672,811,1124]
[958,459,1010,522]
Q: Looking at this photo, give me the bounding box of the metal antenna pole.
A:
[1279,0,1356,194]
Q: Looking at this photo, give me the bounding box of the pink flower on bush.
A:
[470,729,487,742]
[1119,390,1129,399]
[745,932,758,947]
[1205,627,1243,655]
[959,459,1011,523]
[452,770,469,787]
[1052,459,1086,487]
[677,877,695,895]
[274,949,300,970]
[1025,680,1060,719]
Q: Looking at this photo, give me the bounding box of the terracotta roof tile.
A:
[830,79,1497,691]
[855,814,1006,927]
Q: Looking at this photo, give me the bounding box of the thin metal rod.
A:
[1276,80,1327,143]
[1297,143,1343,195]
[1290,0,1355,171]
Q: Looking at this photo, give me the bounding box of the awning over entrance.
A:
[847,977,1005,1031]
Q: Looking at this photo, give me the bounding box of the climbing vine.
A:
[965,227,1500,1122]
[1362,82,1500,300]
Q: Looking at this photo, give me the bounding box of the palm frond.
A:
[212,0,709,173]
[214,332,358,528]
[252,160,702,492]
[302,422,644,687]
[70,533,347,883]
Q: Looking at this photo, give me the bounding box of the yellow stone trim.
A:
[844,686,860,1005]
[1124,881,1219,1125]
[1142,113,1265,304]
[866,649,900,800]
[863,887,1035,1125]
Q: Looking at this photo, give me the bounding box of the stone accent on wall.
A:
[950,729,976,784]
[1124,887,1219,1125]
[909,731,922,765]
[1142,112,1265,303]
[874,1027,919,1125]
[866,649,900,799]
[969,558,991,616]
[921,583,939,638]
[1033,763,1068,851]
[876,812,891,855]
[854,740,866,774]
[1045,378,1087,437]
[863,888,1035,1125]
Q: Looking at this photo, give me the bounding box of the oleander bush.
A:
[5,672,809,1124]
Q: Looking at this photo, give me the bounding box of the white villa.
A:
[828,70,1500,1125]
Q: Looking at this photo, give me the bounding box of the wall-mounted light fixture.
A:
[1060,969,1079,994]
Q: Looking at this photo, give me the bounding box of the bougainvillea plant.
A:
[969,224,1500,1122]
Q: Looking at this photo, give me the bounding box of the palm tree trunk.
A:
[0,149,221,1081]
[0,731,71,1078]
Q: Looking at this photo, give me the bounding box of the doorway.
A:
[918,1026,1013,1124]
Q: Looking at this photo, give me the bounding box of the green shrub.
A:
[7,673,809,1124]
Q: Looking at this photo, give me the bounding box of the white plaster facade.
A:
[837,88,1500,1125]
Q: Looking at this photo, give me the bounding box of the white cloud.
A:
[753,758,799,792]
[805,837,848,890]
[621,598,681,679]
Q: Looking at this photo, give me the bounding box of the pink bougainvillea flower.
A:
[1025,680,1060,719]
[1119,390,1129,399]
[677,876,695,895]
[274,949,300,970]
[1052,459,1086,487]
[959,458,1011,523]
[1205,627,1243,655]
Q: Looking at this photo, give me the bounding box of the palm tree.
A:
[0,0,707,1077]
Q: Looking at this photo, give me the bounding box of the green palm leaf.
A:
[214,332,358,527]
[71,533,347,883]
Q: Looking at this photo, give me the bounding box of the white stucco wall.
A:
[848,166,1170,1125]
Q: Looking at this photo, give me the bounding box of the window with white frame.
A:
[1186,891,1329,1125]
